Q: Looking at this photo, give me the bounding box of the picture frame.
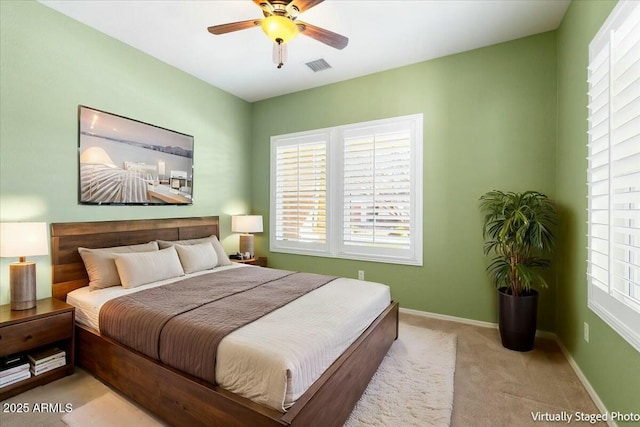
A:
[78,105,194,205]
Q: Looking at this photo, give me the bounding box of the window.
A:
[272,131,329,254]
[586,0,640,352]
[270,114,423,265]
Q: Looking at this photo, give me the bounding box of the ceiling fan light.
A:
[261,15,299,44]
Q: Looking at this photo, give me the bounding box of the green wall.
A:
[251,32,558,330]
[2,0,638,417]
[556,0,640,418]
[0,1,253,305]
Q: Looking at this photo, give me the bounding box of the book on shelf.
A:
[0,362,30,378]
[1,354,27,371]
[31,354,65,369]
[27,347,65,366]
[0,370,31,387]
[30,357,66,376]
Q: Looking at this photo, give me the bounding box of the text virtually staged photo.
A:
[0,0,638,426]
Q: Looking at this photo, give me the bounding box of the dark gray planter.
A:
[498,288,538,352]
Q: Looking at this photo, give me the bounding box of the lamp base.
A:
[10,262,37,311]
[239,234,255,258]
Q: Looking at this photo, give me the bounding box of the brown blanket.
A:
[99,267,336,383]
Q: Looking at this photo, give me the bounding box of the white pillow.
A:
[79,241,159,291]
[157,235,232,266]
[174,242,218,274]
[114,246,184,289]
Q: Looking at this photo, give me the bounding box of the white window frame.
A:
[586,0,640,353]
[270,114,423,266]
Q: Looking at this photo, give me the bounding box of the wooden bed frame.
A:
[51,216,399,427]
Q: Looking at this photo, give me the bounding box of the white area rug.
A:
[62,324,456,427]
[345,324,457,427]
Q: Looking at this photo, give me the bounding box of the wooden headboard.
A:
[51,216,220,301]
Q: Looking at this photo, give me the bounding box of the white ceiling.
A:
[40,0,570,103]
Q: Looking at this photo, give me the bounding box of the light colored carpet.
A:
[61,323,457,427]
[62,393,162,427]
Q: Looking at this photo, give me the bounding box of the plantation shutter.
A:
[273,134,328,249]
[586,0,640,352]
[339,120,419,261]
[609,6,640,306]
[342,128,411,248]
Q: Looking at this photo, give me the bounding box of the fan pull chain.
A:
[273,38,287,69]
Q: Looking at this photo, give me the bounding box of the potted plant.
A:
[479,190,556,351]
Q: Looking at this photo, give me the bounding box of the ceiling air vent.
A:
[305,58,332,72]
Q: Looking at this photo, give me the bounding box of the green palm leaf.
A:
[479,190,557,295]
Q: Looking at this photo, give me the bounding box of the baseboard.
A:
[553,339,617,427]
[399,307,614,426]
[400,307,497,328]
[399,307,555,338]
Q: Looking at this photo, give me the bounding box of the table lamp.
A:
[0,222,49,310]
[231,215,263,258]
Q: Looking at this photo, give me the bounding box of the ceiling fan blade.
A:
[207,19,261,35]
[288,0,324,13]
[297,21,348,50]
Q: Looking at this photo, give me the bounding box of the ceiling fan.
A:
[207,0,349,69]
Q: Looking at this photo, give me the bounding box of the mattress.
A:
[66,264,391,411]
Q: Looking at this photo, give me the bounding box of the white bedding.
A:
[66,264,391,411]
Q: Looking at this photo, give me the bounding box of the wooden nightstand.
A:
[0,298,75,400]
[230,257,268,267]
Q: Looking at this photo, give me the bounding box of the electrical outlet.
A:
[584,322,590,343]
[358,270,365,280]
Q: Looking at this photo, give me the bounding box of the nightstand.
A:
[230,257,268,267]
[0,298,75,400]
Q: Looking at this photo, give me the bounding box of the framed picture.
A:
[78,105,194,205]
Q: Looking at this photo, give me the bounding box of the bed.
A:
[51,216,399,427]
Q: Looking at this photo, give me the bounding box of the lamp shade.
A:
[261,15,299,44]
[0,222,49,258]
[232,215,263,234]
